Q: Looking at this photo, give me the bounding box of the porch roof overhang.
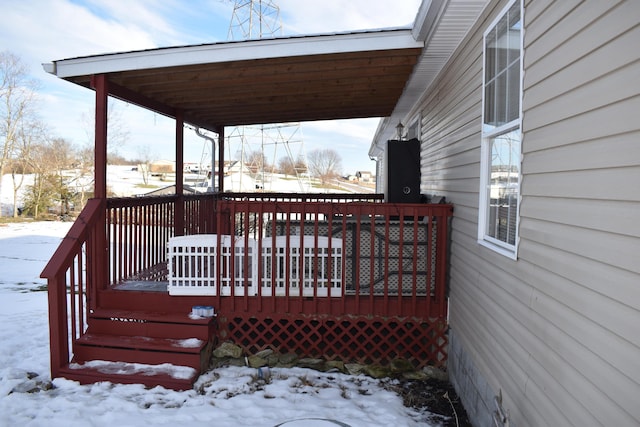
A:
[43,29,423,133]
[369,0,489,158]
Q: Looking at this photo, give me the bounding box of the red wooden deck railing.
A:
[106,196,176,286]
[103,193,385,287]
[208,195,451,319]
[42,193,454,378]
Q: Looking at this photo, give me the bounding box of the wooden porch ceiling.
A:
[49,30,423,131]
[66,49,421,130]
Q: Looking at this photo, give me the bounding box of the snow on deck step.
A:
[73,333,210,371]
[76,333,206,353]
[60,361,198,391]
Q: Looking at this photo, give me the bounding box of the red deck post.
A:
[218,127,224,193]
[46,275,68,379]
[435,206,452,318]
[90,74,109,293]
[175,110,185,235]
[91,75,108,200]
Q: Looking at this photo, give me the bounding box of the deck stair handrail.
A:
[40,198,104,378]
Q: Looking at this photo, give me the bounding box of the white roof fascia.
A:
[412,0,447,42]
[43,29,422,79]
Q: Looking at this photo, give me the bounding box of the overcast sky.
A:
[1,0,421,174]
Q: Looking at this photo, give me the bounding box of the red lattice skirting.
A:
[217,314,448,368]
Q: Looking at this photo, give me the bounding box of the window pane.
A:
[483,0,521,130]
[507,3,521,64]
[484,80,496,126]
[496,15,509,73]
[486,129,520,245]
[485,29,497,80]
[496,71,507,125]
[507,62,520,122]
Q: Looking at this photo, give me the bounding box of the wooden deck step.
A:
[65,309,218,390]
[59,363,198,391]
[90,308,213,325]
[73,333,209,371]
[88,309,216,340]
[77,333,207,354]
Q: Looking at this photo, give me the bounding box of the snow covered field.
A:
[1,165,373,217]
[0,221,443,427]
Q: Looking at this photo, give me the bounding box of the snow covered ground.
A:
[0,221,442,427]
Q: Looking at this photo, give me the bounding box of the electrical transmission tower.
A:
[223,0,309,192]
[228,0,282,40]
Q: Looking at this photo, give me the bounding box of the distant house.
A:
[370,1,640,426]
[148,160,176,175]
[224,160,243,175]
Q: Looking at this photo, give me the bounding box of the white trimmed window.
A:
[479,0,522,258]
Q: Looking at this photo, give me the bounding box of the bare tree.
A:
[81,100,130,161]
[49,138,78,216]
[73,143,95,206]
[22,137,78,219]
[136,145,155,185]
[0,51,40,217]
[277,156,296,176]
[307,148,342,184]
[278,155,307,177]
[294,156,308,175]
[10,118,47,216]
[245,150,270,175]
[22,141,55,218]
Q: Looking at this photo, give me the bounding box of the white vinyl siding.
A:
[406,115,421,140]
[415,0,640,425]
